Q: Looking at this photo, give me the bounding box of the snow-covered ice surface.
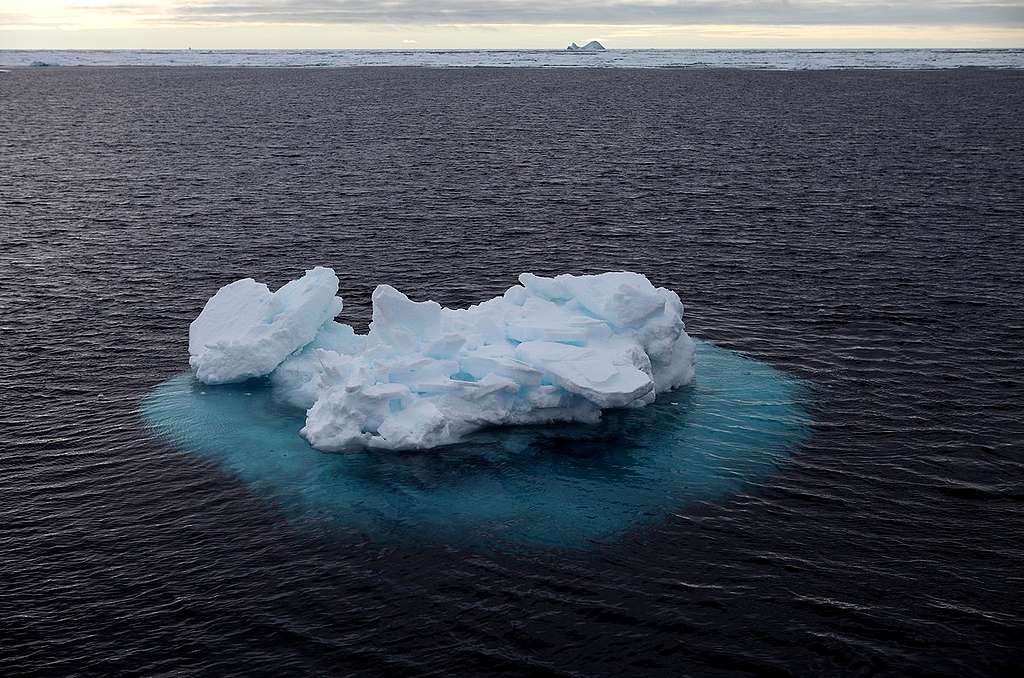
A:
[4,49,1023,69]
[188,268,696,451]
[142,340,810,547]
[188,266,342,384]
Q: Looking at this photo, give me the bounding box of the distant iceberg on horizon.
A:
[567,41,606,52]
[187,268,695,452]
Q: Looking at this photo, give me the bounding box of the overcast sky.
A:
[2,1,1022,48]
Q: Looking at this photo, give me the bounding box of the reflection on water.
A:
[141,341,811,547]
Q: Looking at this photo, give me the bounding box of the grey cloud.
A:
[166,1,1024,26]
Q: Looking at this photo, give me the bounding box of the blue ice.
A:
[141,340,810,548]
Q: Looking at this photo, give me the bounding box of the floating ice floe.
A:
[188,267,696,451]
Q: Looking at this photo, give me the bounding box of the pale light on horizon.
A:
[1,1,1022,49]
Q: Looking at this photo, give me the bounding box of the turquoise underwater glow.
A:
[141,341,811,548]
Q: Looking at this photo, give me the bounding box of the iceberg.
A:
[188,268,696,451]
[566,41,606,52]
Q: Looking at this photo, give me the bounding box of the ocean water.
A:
[2,66,1023,675]
[2,48,1024,70]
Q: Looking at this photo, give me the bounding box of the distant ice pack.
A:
[188,268,696,451]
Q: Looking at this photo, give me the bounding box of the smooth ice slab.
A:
[187,269,697,451]
[142,341,811,548]
[188,266,343,384]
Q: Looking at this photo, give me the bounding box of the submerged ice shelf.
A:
[143,340,809,547]
[188,268,697,451]
[143,268,810,546]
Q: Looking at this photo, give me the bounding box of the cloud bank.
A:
[166,0,1023,26]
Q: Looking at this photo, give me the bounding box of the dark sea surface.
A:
[2,67,1023,676]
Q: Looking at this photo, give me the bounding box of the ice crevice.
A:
[188,267,696,451]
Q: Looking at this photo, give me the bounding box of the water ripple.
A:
[1,67,1022,676]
